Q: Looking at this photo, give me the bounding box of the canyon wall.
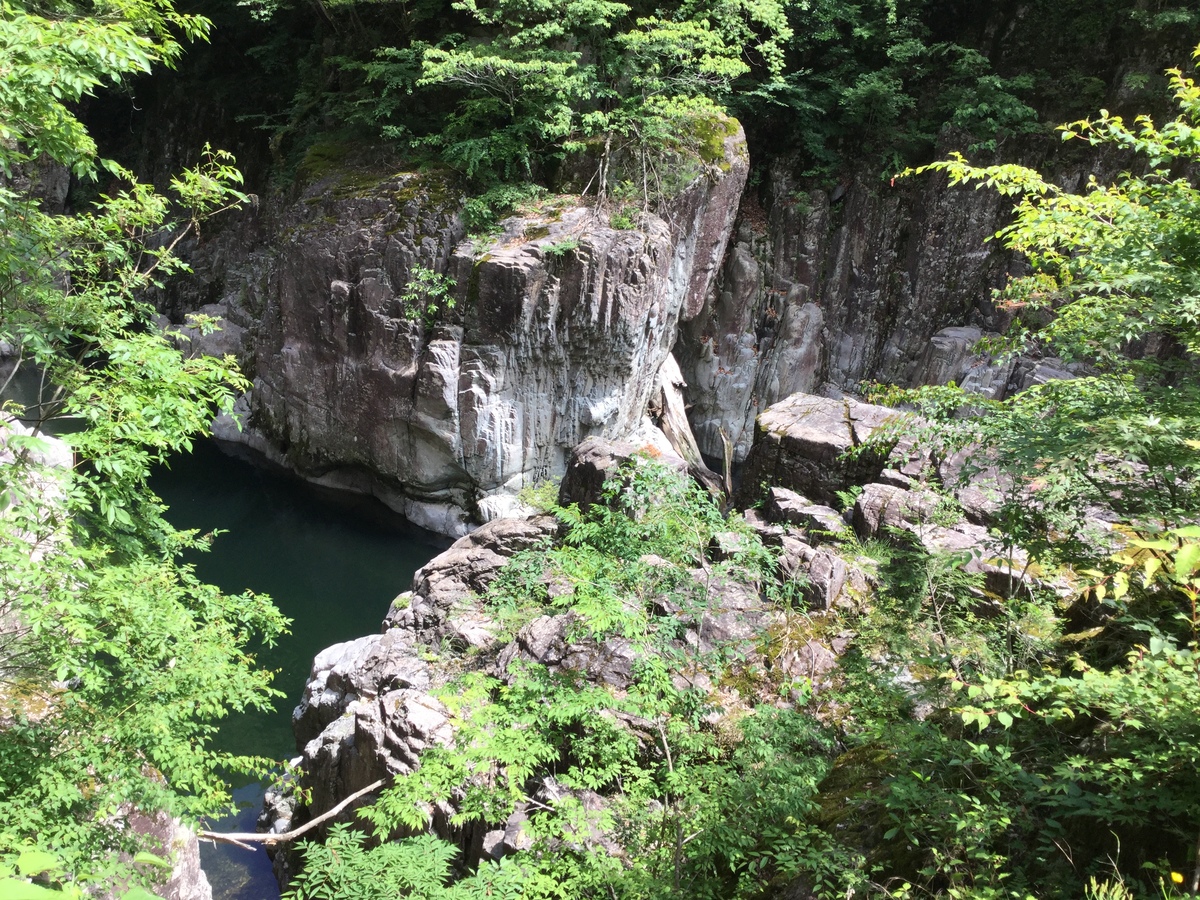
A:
[160,118,1134,535]
[674,136,1146,463]
[167,138,1077,531]
[174,129,745,534]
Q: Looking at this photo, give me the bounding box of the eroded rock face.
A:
[123,812,212,900]
[673,150,1115,462]
[677,159,1022,461]
[182,126,746,535]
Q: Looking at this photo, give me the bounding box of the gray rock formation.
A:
[676,160,1020,461]
[674,152,1111,463]
[291,630,452,830]
[181,124,747,535]
[776,535,868,611]
[383,514,560,650]
[556,434,690,510]
[736,392,902,507]
[734,393,1091,602]
[123,812,213,900]
[763,487,848,540]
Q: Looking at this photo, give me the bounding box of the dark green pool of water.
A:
[152,440,447,899]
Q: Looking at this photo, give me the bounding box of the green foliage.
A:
[400,265,457,326]
[608,208,637,230]
[461,182,546,233]
[242,0,1200,192]
[891,53,1200,561]
[0,0,287,890]
[286,828,460,899]
[0,845,179,899]
[816,49,1200,897]
[514,477,560,512]
[0,0,210,177]
[292,458,841,899]
[408,0,788,187]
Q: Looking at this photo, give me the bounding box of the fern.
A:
[286,828,458,900]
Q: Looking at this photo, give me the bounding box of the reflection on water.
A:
[152,440,447,899]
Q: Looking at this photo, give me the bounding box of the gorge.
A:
[3,0,1200,897]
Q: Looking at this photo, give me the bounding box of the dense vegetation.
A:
[284,36,1200,900]
[2,0,1200,896]
[90,0,1200,225]
[0,1,286,896]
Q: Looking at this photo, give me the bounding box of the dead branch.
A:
[198,777,387,847]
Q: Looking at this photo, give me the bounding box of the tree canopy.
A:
[0,0,287,894]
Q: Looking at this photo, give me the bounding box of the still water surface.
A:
[152,441,447,899]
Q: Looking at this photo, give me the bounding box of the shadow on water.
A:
[152,440,449,900]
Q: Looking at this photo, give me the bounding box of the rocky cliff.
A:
[168,132,1118,531]
[673,148,1118,462]
[174,127,745,534]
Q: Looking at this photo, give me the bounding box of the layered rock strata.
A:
[675,152,1117,463]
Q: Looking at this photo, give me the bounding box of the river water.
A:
[152,440,447,899]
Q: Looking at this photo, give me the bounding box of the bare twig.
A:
[198,777,387,847]
[0,346,23,400]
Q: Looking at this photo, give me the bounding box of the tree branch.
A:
[198,777,387,847]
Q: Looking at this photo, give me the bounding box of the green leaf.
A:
[119,888,166,900]
[0,880,65,900]
[15,853,59,878]
[1174,542,1200,578]
[131,853,172,872]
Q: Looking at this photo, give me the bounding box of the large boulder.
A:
[557,435,690,509]
[383,514,559,647]
[737,392,901,507]
[763,486,848,541]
